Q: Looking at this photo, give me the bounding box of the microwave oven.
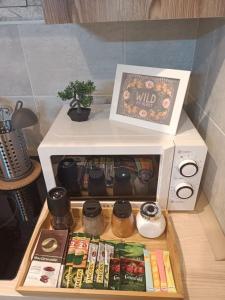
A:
[38,104,207,210]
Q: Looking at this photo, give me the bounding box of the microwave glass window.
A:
[51,155,159,201]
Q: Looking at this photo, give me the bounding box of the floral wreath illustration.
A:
[121,78,173,122]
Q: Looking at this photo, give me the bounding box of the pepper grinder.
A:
[47,187,74,231]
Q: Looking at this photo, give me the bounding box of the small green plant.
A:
[58,80,96,113]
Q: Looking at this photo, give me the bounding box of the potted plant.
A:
[58,80,96,122]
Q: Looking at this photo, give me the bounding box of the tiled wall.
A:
[186,19,225,233]
[0,20,198,154]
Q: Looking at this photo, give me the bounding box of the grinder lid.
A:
[47,187,70,217]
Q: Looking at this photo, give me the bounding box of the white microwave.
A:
[38,104,207,211]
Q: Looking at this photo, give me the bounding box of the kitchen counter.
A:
[0,192,225,300]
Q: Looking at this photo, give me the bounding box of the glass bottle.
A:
[82,199,104,236]
[136,201,166,238]
[111,200,135,238]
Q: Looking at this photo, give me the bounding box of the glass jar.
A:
[136,201,166,238]
[47,187,74,231]
[82,199,104,236]
[111,200,135,238]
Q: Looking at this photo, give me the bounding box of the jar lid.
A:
[140,202,161,220]
[83,199,102,218]
[89,168,105,181]
[115,167,131,181]
[113,200,132,218]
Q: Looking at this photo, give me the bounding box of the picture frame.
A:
[109,64,191,135]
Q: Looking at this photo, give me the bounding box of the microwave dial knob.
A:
[175,183,194,199]
[179,160,198,177]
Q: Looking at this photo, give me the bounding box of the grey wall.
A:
[0,20,198,154]
[186,19,225,233]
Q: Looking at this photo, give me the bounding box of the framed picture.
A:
[109,64,190,135]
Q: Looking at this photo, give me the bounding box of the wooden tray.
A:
[16,202,184,299]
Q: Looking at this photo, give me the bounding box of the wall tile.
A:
[124,19,198,70]
[189,19,225,127]
[35,96,63,137]
[0,0,26,7]
[19,23,124,96]
[0,95,36,111]
[202,21,225,133]
[198,114,225,232]
[27,0,42,5]
[188,19,225,233]
[0,25,32,96]
[0,5,43,21]
[185,97,203,128]
[189,20,216,104]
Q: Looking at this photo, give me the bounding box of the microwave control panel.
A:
[167,145,207,210]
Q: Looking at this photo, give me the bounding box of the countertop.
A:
[0,192,225,300]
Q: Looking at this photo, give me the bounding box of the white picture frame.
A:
[109,64,191,135]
